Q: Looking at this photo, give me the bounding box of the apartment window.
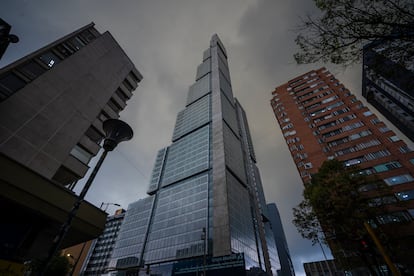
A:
[70,144,93,164]
[282,123,294,130]
[0,72,26,99]
[85,126,104,144]
[107,98,122,113]
[342,121,364,131]
[363,111,373,116]
[349,130,372,141]
[395,190,414,201]
[373,161,402,173]
[123,79,134,91]
[19,61,47,80]
[355,139,381,150]
[365,150,391,160]
[359,182,381,192]
[344,157,364,167]
[368,196,397,207]
[116,88,129,102]
[322,128,342,139]
[376,211,412,224]
[384,174,414,186]
[284,130,297,137]
[357,168,374,175]
[379,127,391,133]
[410,158,414,165]
[328,137,348,147]
[318,121,337,131]
[389,135,400,142]
[337,114,356,123]
[69,36,86,50]
[399,145,413,153]
[39,51,61,67]
[304,162,313,169]
[370,118,381,124]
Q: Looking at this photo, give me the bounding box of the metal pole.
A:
[41,150,109,275]
[364,222,400,276]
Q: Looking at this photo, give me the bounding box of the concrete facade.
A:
[0,23,142,262]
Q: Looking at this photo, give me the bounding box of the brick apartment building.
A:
[271,68,414,270]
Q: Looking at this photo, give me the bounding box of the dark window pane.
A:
[0,72,26,100]
[116,89,128,102]
[85,126,103,144]
[19,61,46,80]
[107,98,121,113]
[56,44,74,57]
[79,29,97,43]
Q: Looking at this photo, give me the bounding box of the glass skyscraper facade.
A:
[109,35,279,275]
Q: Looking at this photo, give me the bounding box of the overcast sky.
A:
[2,1,408,275]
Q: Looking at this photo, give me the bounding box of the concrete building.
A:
[0,23,142,263]
[267,203,295,276]
[78,209,126,275]
[271,68,414,271]
[108,34,280,275]
[303,259,344,276]
[362,40,414,142]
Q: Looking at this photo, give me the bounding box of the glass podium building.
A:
[108,35,279,275]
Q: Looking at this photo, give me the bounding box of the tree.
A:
[26,255,72,276]
[294,0,414,66]
[293,159,393,270]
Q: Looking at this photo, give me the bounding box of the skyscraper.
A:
[80,209,126,275]
[271,68,414,270]
[0,23,141,262]
[267,203,295,276]
[362,40,414,142]
[109,34,279,275]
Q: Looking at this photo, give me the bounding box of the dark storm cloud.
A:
[0,1,376,275]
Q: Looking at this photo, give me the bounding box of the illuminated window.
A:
[39,51,61,68]
[384,174,414,186]
[395,190,414,201]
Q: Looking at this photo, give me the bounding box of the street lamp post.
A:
[41,119,133,275]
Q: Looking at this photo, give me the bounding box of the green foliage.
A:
[292,159,393,266]
[27,255,72,276]
[294,0,414,66]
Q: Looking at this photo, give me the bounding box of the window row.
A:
[0,27,99,102]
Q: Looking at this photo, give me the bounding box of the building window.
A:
[365,150,391,160]
[388,135,401,142]
[19,61,47,80]
[0,72,27,100]
[107,98,122,113]
[376,211,412,224]
[379,126,391,133]
[369,196,397,207]
[304,162,313,169]
[399,145,413,153]
[70,144,93,164]
[363,111,373,117]
[344,157,364,167]
[395,190,414,201]
[85,126,104,144]
[39,51,61,67]
[373,161,402,173]
[384,174,414,186]
[349,130,372,141]
[370,118,381,124]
